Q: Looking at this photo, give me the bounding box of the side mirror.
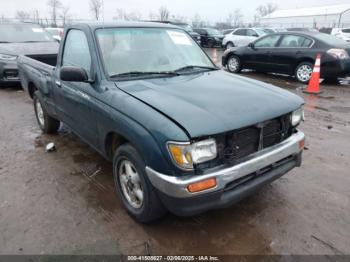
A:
[253,34,259,37]
[60,66,89,82]
[248,42,255,49]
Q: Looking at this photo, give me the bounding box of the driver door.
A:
[244,34,281,71]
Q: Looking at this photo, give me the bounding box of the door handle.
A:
[55,80,61,87]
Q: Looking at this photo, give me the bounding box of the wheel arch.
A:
[294,57,315,74]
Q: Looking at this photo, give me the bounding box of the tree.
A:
[158,6,170,21]
[114,8,141,21]
[192,13,203,28]
[60,5,71,26]
[16,11,31,22]
[89,0,103,20]
[232,9,243,27]
[256,3,278,18]
[47,0,62,27]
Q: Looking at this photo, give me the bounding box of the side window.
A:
[246,29,258,37]
[254,35,280,48]
[279,35,311,48]
[234,29,246,36]
[62,30,91,74]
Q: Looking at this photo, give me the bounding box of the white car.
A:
[332,28,350,42]
[222,28,267,49]
[45,27,64,41]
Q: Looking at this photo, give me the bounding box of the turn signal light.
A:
[299,139,305,150]
[187,178,217,193]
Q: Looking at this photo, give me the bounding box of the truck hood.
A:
[0,42,59,56]
[115,70,304,138]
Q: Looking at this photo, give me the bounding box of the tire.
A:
[226,55,242,73]
[113,143,166,223]
[225,42,234,49]
[33,92,60,133]
[295,62,313,83]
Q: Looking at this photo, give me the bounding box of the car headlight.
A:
[0,54,17,61]
[291,108,305,126]
[167,138,217,170]
[327,49,349,60]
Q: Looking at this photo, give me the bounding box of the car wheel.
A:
[226,42,234,49]
[227,55,241,73]
[33,92,60,133]
[295,62,313,83]
[113,143,166,223]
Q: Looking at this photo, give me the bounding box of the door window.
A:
[233,29,247,36]
[254,35,280,48]
[246,29,258,37]
[62,30,92,74]
[279,35,312,48]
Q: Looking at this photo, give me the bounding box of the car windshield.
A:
[96,28,215,77]
[205,28,221,35]
[0,24,54,43]
[316,33,349,46]
[263,28,275,34]
[254,29,268,36]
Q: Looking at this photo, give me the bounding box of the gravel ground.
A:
[0,49,349,255]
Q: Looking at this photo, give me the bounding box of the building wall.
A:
[261,10,350,28]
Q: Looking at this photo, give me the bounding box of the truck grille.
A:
[223,114,292,164]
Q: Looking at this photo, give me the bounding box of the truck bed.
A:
[17,54,58,98]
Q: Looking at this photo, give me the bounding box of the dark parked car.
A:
[0,23,59,86]
[222,31,350,83]
[193,28,224,47]
[18,22,305,223]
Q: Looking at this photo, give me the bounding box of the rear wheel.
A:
[226,55,241,73]
[225,42,234,49]
[33,92,60,133]
[295,62,313,83]
[113,143,166,223]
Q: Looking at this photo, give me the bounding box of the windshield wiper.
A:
[110,71,180,78]
[174,65,219,73]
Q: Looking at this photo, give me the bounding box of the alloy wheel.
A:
[118,160,144,209]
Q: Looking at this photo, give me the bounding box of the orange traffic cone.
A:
[303,54,322,94]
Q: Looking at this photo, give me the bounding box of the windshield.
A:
[96,28,215,77]
[0,24,54,43]
[255,29,268,36]
[316,33,349,46]
[205,28,221,35]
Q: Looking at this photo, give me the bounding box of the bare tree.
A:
[148,11,157,20]
[16,11,31,22]
[114,8,141,21]
[233,9,243,27]
[256,3,278,18]
[60,5,71,26]
[192,14,202,28]
[47,0,62,27]
[158,6,170,21]
[89,0,103,20]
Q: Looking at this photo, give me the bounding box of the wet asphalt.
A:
[0,49,349,255]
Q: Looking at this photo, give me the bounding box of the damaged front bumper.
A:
[146,131,305,216]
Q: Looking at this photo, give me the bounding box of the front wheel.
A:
[113,144,166,223]
[226,55,242,73]
[33,92,60,133]
[295,62,313,83]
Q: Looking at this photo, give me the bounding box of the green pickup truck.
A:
[18,22,305,223]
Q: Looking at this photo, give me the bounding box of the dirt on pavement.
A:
[0,58,349,255]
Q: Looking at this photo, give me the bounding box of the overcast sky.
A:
[1,0,348,23]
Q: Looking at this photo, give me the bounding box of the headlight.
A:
[291,108,304,126]
[327,48,349,60]
[0,54,17,61]
[167,138,217,170]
